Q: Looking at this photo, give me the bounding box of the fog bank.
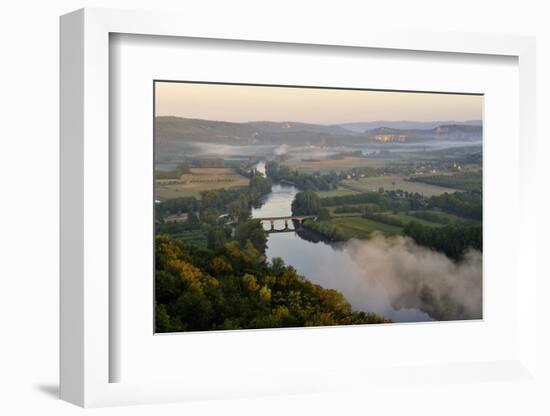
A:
[345,234,482,321]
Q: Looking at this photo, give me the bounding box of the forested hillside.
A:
[155,235,390,332]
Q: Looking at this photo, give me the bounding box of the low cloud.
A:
[345,234,482,321]
[274,144,289,156]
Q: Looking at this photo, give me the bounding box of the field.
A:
[326,204,379,216]
[169,230,207,249]
[316,188,360,199]
[331,216,403,238]
[384,212,442,228]
[341,175,459,197]
[156,167,249,199]
[282,156,394,173]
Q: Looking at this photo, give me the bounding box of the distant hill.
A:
[339,120,482,133]
[156,116,357,146]
[247,121,353,135]
[155,116,482,149]
[156,116,259,144]
[365,124,482,143]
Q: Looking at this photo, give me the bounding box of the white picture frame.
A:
[60,7,537,407]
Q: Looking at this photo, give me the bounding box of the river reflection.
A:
[251,162,431,322]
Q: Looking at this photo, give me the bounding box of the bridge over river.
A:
[256,215,317,233]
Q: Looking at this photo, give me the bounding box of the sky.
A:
[155,81,483,125]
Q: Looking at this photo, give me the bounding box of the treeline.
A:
[155,158,259,180]
[265,161,340,191]
[409,171,482,192]
[157,174,272,221]
[156,211,201,235]
[201,174,272,212]
[154,162,192,180]
[234,158,261,178]
[155,235,390,332]
[321,190,481,222]
[320,191,411,212]
[404,221,482,261]
[302,215,482,259]
[301,219,347,242]
[428,191,482,221]
[156,196,199,218]
[154,159,222,180]
[155,169,184,180]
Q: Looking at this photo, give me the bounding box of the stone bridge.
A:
[255,215,317,232]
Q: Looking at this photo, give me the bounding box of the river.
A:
[251,161,431,323]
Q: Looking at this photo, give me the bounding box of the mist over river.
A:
[251,161,432,322]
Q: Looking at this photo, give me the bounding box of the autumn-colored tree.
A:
[154,234,390,333]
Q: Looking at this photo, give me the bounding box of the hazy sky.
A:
[155,82,482,124]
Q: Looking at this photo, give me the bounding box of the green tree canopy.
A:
[291,190,321,216]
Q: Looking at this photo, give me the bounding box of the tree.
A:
[291,190,321,215]
[201,208,220,225]
[249,175,272,198]
[270,257,286,276]
[317,207,331,221]
[185,211,200,229]
[207,226,227,251]
[209,256,233,275]
[200,190,222,209]
[155,304,171,332]
[403,221,482,260]
[234,220,267,253]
